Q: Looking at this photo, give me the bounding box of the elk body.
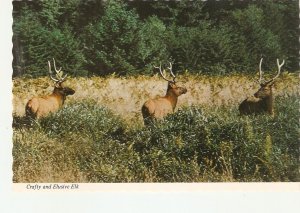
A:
[142,62,187,125]
[25,59,75,119]
[239,58,285,116]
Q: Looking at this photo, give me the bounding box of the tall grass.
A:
[13,73,299,124]
[13,95,299,182]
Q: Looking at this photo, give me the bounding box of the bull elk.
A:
[142,62,187,125]
[239,58,285,116]
[25,58,75,119]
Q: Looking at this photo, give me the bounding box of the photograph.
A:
[11,0,299,184]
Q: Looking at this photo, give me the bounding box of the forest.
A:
[13,0,298,77]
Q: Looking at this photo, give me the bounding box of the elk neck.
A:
[52,88,66,106]
[261,88,274,116]
[165,88,178,111]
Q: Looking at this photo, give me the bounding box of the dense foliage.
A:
[13,96,299,182]
[13,0,298,77]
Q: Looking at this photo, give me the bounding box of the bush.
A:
[14,102,144,182]
[130,96,299,181]
[39,101,125,142]
[13,96,299,182]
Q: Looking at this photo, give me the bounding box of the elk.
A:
[239,58,285,116]
[141,62,187,125]
[25,58,75,119]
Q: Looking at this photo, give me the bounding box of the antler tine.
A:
[265,58,285,84]
[257,58,263,84]
[48,61,60,82]
[59,74,68,83]
[154,63,172,82]
[53,58,62,73]
[273,58,284,80]
[167,62,176,82]
[153,63,161,70]
[54,58,68,82]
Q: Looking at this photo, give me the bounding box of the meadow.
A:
[13,74,299,182]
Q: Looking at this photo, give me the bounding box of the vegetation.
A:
[13,94,299,182]
[13,75,299,182]
[13,0,298,76]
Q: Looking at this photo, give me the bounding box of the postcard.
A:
[2,0,299,212]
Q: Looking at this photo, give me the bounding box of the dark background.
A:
[12,0,299,77]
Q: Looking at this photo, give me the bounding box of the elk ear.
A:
[269,81,275,86]
[266,81,275,87]
[260,83,266,87]
[55,82,63,88]
[169,82,176,88]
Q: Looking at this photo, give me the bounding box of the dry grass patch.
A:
[13,73,299,125]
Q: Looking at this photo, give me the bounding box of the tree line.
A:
[12,0,298,77]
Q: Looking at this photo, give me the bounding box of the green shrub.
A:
[13,96,299,182]
[130,96,299,181]
[14,102,144,182]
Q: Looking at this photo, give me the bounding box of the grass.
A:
[12,74,299,182]
[13,73,299,124]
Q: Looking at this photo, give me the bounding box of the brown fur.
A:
[239,82,275,116]
[142,82,187,125]
[25,83,75,119]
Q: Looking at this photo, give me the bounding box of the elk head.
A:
[154,62,187,98]
[48,58,75,97]
[238,58,285,116]
[253,58,285,99]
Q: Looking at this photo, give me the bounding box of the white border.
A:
[12,182,300,192]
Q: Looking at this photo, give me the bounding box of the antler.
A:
[48,61,59,83]
[257,58,264,84]
[273,58,285,81]
[265,58,285,84]
[257,58,284,85]
[53,58,62,72]
[154,61,176,83]
[48,58,67,83]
